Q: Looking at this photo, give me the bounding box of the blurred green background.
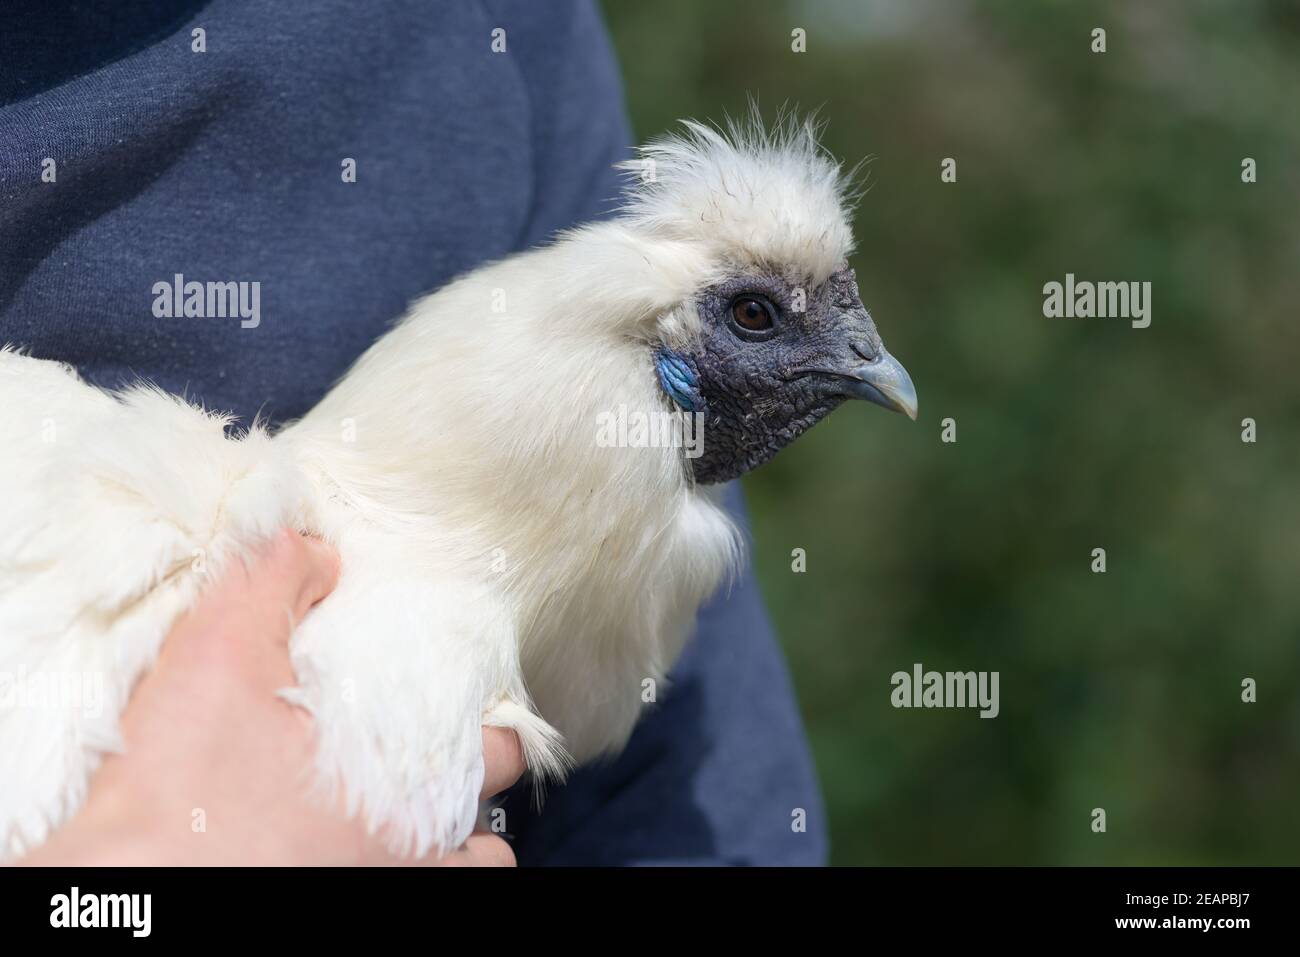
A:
[602,0,1300,865]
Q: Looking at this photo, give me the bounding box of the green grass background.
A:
[601,0,1300,864]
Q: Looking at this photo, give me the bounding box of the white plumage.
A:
[0,116,885,858]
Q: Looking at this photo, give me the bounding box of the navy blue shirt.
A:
[0,0,826,865]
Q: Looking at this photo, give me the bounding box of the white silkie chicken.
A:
[0,116,917,859]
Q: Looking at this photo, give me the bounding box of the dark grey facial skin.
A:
[660,266,915,485]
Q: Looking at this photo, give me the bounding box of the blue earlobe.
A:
[654,349,702,413]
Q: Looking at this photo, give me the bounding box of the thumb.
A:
[291,534,341,622]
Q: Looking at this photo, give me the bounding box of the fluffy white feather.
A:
[0,115,856,858]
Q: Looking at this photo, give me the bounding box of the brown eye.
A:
[731,296,774,332]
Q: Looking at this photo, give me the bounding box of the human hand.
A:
[21,529,524,866]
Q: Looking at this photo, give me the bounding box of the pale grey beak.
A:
[845,351,918,420]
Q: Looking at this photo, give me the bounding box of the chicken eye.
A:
[730,296,774,333]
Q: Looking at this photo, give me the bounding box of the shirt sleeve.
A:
[481,0,632,244]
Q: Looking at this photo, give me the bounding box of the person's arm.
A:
[20,530,524,867]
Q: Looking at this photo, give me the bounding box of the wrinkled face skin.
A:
[656,266,916,485]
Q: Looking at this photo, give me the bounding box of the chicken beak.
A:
[844,351,918,420]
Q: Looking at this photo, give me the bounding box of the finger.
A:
[430,833,516,867]
[481,727,526,799]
